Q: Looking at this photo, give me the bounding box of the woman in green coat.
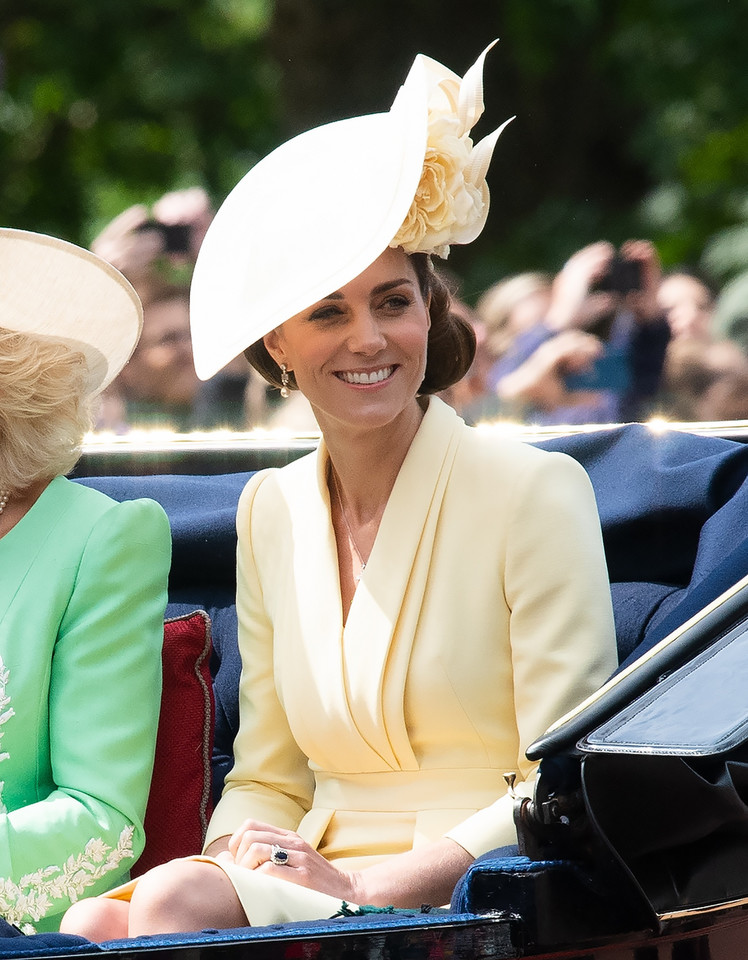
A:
[0,229,172,933]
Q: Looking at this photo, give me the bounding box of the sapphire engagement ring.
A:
[270,844,290,866]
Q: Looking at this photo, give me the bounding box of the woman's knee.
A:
[129,859,246,934]
[129,860,199,923]
[59,896,129,941]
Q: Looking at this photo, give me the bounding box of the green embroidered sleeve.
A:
[0,490,171,932]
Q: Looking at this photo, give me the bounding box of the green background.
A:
[2,0,748,303]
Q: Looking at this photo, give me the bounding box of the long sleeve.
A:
[204,473,316,849]
[445,450,617,855]
[0,496,171,932]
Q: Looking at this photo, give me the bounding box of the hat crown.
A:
[0,228,142,394]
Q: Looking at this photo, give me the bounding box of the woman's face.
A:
[658,274,714,342]
[119,295,200,405]
[263,247,430,435]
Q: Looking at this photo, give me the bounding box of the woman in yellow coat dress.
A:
[63,41,618,939]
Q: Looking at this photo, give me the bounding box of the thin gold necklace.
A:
[330,469,367,583]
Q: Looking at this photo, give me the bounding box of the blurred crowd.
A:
[91,190,748,433]
[91,187,318,435]
[445,239,748,427]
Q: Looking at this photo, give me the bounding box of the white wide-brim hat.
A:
[191,41,511,381]
[0,228,142,395]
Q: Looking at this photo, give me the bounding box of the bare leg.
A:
[60,898,130,942]
[129,859,248,935]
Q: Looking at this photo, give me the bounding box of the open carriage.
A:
[6,419,748,960]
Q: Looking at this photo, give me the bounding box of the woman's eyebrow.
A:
[372,279,415,295]
[317,278,414,302]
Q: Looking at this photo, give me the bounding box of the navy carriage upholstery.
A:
[77,423,748,878]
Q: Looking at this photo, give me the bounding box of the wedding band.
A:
[270,844,289,866]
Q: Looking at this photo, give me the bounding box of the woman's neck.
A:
[320,399,427,521]
[320,399,428,622]
[0,477,53,538]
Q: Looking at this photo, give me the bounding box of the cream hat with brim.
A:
[0,228,142,395]
[191,42,510,381]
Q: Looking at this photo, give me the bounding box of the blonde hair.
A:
[476,272,552,357]
[0,328,92,493]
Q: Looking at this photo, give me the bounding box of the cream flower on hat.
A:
[392,41,513,259]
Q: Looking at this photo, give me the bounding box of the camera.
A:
[592,253,642,296]
[135,220,192,254]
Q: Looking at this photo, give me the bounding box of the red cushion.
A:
[132,610,215,876]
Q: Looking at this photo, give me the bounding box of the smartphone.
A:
[135,220,192,254]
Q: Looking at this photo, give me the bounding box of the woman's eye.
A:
[309,305,344,323]
[380,295,413,312]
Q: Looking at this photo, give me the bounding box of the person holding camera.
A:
[91,187,213,295]
[492,239,670,424]
[91,188,250,432]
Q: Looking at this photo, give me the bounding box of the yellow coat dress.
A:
[197,397,618,925]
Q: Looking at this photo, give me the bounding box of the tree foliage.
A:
[1,0,278,242]
[2,0,747,300]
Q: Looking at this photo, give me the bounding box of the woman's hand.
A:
[497,329,605,411]
[545,241,617,331]
[152,187,214,261]
[227,819,361,902]
[90,204,162,285]
[214,824,474,909]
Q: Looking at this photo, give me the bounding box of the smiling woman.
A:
[62,41,617,941]
[246,251,472,403]
[262,250,431,439]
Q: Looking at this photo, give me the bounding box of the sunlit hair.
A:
[475,272,553,358]
[0,328,92,493]
[244,252,476,395]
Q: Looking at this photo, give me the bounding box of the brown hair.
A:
[244,252,475,395]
